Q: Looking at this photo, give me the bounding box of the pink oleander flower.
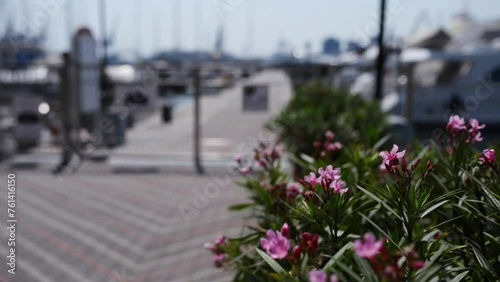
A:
[379,144,406,169]
[326,142,342,152]
[447,115,467,134]
[287,183,301,198]
[304,172,322,187]
[214,254,225,267]
[471,131,483,143]
[309,269,327,282]
[313,141,322,149]
[325,130,335,140]
[204,243,216,252]
[329,179,348,195]
[280,223,290,238]
[308,270,337,282]
[239,167,252,175]
[234,154,242,163]
[292,245,302,261]
[469,118,485,134]
[205,235,227,252]
[260,224,291,259]
[479,149,496,167]
[300,232,319,255]
[354,233,383,259]
[412,260,425,270]
[318,165,341,181]
[215,235,226,246]
[385,265,399,280]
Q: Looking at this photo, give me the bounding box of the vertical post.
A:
[60,52,71,148]
[328,65,336,89]
[54,53,78,174]
[193,67,204,174]
[374,0,386,100]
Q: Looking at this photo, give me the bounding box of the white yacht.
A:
[397,46,500,126]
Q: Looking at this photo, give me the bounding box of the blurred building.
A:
[0,21,46,69]
[346,41,362,53]
[322,37,340,56]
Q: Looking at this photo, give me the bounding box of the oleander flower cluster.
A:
[204,235,228,268]
[205,116,500,281]
[300,165,348,196]
[235,142,282,176]
[446,115,485,144]
[313,130,343,158]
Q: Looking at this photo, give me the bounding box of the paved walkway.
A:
[109,69,292,171]
[0,172,248,282]
[0,69,293,281]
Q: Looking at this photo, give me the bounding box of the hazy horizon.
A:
[1,0,500,58]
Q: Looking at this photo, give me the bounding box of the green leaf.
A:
[373,134,391,151]
[463,170,500,209]
[415,266,441,282]
[418,243,448,274]
[268,273,284,282]
[301,253,309,272]
[255,248,287,275]
[449,271,469,282]
[359,213,404,252]
[228,203,256,211]
[322,242,352,270]
[472,247,494,274]
[354,255,378,282]
[420,200,449,218]
[356,185,403,221]
[335,261,364,282]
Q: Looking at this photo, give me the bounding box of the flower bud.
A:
[280,223,290,238]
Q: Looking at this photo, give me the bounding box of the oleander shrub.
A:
[267,83,388,160]
[205,115,500,282]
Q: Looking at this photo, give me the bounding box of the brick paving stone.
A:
[0,172,250,281]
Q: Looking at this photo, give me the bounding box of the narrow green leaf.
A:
[322,242,352,270]
[335,261,364,282]
[268,273,284,282]
[463,170,500,209]
[356,185,403,221]
[301,253,309,272]
[426,244,446,267]
[255,248,287,275]
[359,213,404,252]
[354,255,378,282]
[449,271,469,282]
[228,203,256,211]
[420,200,449,218]
[416,266,441,282]
[472,247,494,273]
[373,134,392,151]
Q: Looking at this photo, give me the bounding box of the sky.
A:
[2,0,500,58]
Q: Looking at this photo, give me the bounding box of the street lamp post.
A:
[374,0,386,101]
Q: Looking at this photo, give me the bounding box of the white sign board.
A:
[73,28,100,114]
[242,85,269,112]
